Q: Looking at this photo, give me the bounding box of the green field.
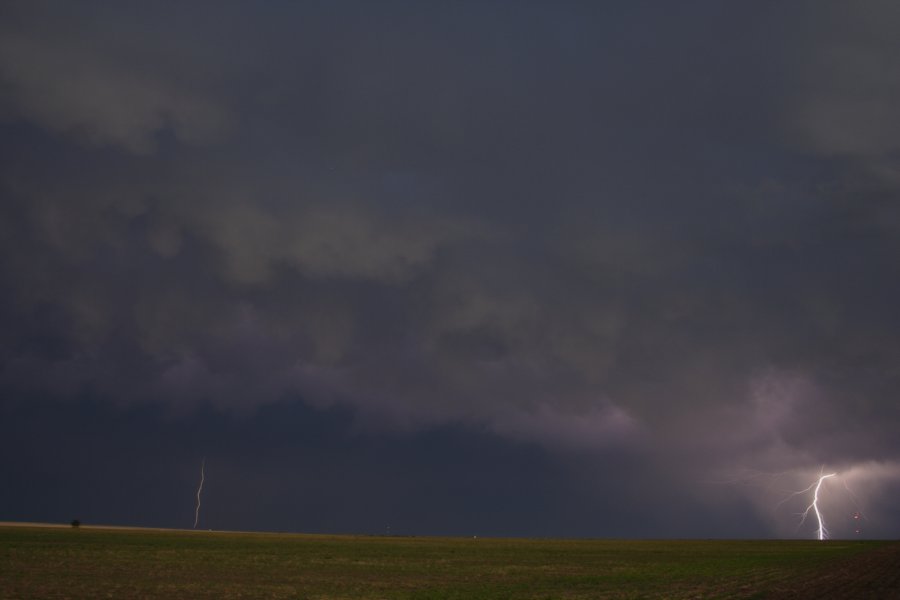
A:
[2,525,898,599]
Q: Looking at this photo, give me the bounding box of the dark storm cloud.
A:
[2,1,900,536]
[0,5,233,152]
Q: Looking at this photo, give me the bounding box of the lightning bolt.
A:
[792,470,836,540]
[723,465,872,539]
[193,457,205,529]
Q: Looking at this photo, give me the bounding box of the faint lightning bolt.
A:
[193,457,205,529]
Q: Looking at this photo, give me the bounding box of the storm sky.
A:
[2,1,900,538]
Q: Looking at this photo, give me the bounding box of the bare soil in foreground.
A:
[1,524,898,599]
[765,542,900,599]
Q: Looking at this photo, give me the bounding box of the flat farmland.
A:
[2,525,898,599]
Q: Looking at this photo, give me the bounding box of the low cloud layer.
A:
[2,1,899,536]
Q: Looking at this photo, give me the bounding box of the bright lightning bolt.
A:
[723,463,879,539]
[193,457,205,529]
[797,471,836,540]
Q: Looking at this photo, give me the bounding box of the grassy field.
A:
[2,524,898,599]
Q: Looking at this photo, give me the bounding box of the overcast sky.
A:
[2,1,899,539]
